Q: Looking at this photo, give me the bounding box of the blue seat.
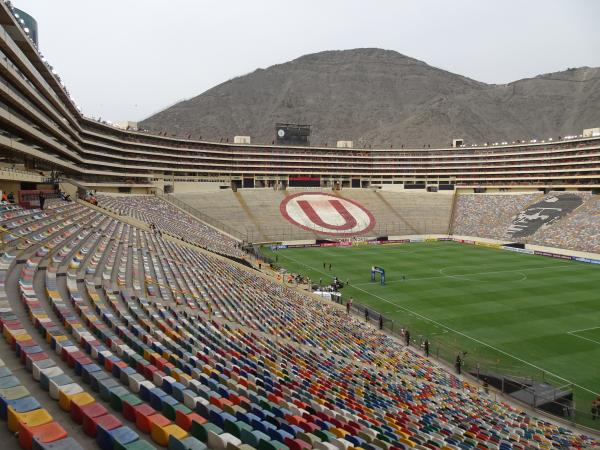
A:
[208,408,225,428]
[89,370,111,391]
[99,378,121,401]
[0,375,20,389]
[97,424,139,450]
[32,436,84,450]
[268,428,293,444]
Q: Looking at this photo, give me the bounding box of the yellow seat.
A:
[58,384,85,411]
[8,407,52,432]
[400,437,415,447]
[151,422,188,446]
[15,333,33,342]
[70,391,95,410]
[330,427,347,438]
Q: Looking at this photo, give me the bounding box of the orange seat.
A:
[18,421,67,450]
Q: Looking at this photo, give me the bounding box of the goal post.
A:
[370,266,385,285]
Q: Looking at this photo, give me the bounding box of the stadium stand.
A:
[95,195,243,258]
[451,193,542,240]
[173,190,453,241]
[2,199,600,448]
[3,0,600,194]
[451,191,600,253]
[2,1,600,446]
[528,194,600,253]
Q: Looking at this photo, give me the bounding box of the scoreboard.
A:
[275,123,311,146]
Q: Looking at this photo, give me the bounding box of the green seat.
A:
[190,421,222,443]
[257,439,288,450]
[109,386,131,412]
[168,434,207,450]
[374,438,391,449]
[123,439,157,450]
[241,429,269,447]
[224,419,243,438]
[164,402,192,421]
[314,430,334,442]
[297,432,320,446]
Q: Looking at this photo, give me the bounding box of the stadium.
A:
[1,1,600,449]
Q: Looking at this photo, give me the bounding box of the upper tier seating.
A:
[96,195,243,257]
[0,200,598,449]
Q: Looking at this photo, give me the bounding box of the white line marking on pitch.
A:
[277,252,600,396]
[566,325,600,334]
[350,263,572,286]
[568,333,600,346]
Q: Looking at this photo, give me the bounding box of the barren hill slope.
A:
[140,48,600,147]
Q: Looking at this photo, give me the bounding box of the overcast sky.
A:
[13,0,600,123]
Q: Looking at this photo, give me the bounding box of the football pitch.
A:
[262,241,600,427]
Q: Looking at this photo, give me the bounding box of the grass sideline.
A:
[262,241,600,428]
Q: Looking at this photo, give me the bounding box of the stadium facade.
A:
[1,2,600,195]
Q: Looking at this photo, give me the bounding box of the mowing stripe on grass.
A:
[277,250,600,396]
[351,263,574,286]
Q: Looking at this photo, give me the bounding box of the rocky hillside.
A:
[140,48,600,147]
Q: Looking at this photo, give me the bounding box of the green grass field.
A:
[263,241,600,427]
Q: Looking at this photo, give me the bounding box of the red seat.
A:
[83,412,121,438]
[175,410,206,431]
[134,404,159,433]
[285,437,312,450]
[122,398,143,422]
[18,421,68,450]
[77,401,107,426]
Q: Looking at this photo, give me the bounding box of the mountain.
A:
[140,48,600,147]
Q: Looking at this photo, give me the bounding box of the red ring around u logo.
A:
[280,193,376,236]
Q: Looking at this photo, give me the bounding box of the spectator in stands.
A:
[1,192,6,202]
[39,193,45,210]
[7,192,14,203]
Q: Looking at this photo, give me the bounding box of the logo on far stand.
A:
[280,193,375,236]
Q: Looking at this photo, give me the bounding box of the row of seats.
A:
[1,200,598,449]
[95,195,243,258]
